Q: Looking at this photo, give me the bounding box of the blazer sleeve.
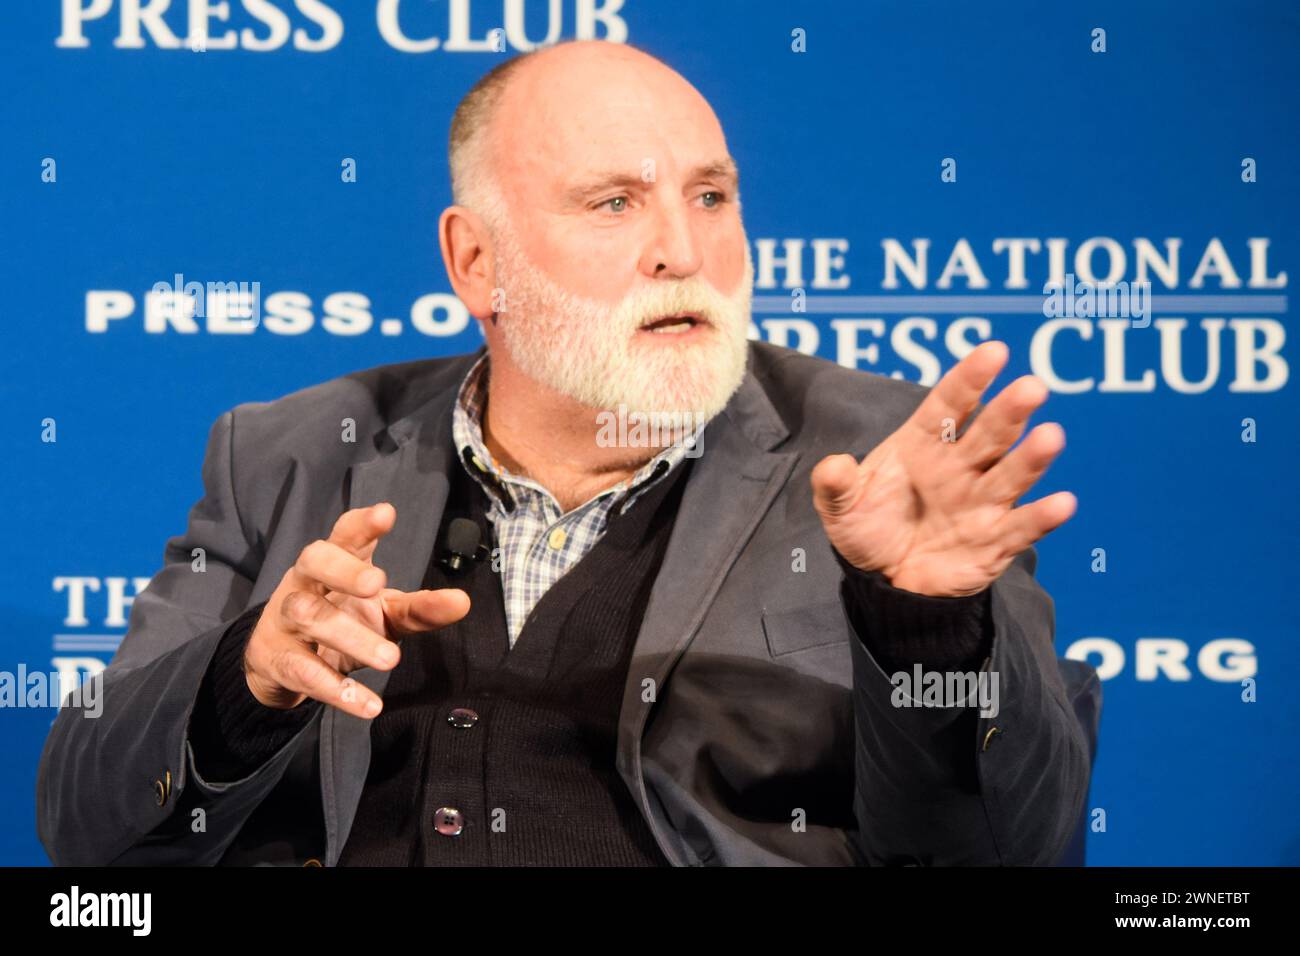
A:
[35,408,323,866]
[842,546,1091,865]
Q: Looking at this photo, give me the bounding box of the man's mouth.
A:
[639,312,705,335]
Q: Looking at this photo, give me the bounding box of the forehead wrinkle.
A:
[490,49,732,211]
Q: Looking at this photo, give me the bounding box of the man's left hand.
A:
[811,341,1077,598]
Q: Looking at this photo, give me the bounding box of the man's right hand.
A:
[243,502,471,719]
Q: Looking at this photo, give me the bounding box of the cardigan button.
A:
[434,807,465,837]
[153,769,171,807]
[447,707,479,729]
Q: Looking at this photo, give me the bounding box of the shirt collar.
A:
[451,351,702,517]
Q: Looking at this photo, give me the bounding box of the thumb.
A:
[810,453,861,519]
[382,588,471,637]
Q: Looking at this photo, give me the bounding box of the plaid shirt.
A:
[451,352,704,648]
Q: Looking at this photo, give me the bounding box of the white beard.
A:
[489,218,754,424]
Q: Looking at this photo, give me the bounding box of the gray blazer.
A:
[36,341,1099,866]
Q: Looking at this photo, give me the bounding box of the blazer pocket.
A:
[761,599,851,658]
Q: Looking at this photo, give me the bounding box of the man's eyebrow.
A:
[561,157,741,206]
[561,172,648,206]
[688,157,740,189]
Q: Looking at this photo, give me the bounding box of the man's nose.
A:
[640,198,702,279]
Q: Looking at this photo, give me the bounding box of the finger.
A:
[279,590,400,671]
[382,588,471,637]
[995,491,1078,555]
[293,539,387,598]
[810,453,862,519]
[907,341,1009,440]
[328,502,398,561]
[978,422,1067,504]
[266,641,385,719]
[959,374,1050,470]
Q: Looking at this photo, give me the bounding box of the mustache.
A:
[615,276,749,331]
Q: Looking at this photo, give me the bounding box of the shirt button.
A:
[447,707,479,729]
[548,527,567,550]
[434,807,464,837]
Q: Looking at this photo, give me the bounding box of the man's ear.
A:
[438,205,496,321]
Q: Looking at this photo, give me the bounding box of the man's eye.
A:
[598,196,629,213]
[700,191,725,209]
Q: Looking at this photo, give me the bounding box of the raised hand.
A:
[243,502,471,718]
[811,341,1076,597]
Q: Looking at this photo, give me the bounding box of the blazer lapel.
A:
[319,350,476,866]
[615,359,798,864]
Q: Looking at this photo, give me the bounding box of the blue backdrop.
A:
[1,0,1296,866]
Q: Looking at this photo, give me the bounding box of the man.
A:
[37,40,1097,867]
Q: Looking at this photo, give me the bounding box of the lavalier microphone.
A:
[439,517,490,574]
